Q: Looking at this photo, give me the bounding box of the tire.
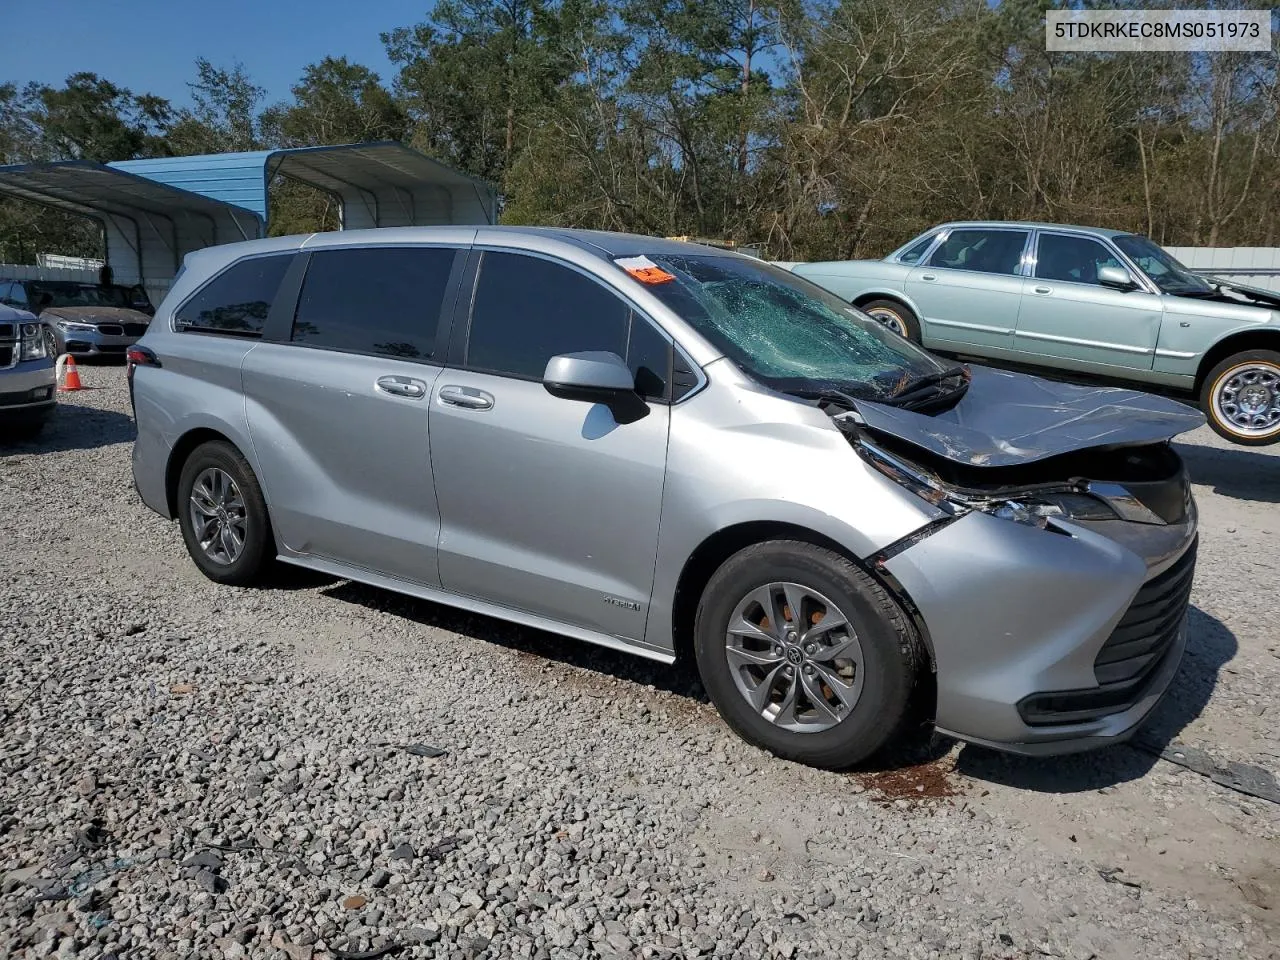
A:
[176,440,273,586]
[859,298,921,342]
[1199,349,1280,446]
[693,540,922,769]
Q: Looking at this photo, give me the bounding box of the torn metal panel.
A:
[850,366,1206,467]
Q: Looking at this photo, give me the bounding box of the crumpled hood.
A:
[850,366,1206,467]
[42,305,151,324]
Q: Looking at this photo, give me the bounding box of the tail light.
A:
[125,345,159,417]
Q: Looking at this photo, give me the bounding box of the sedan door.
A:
[242,243,466,587]
[904,227,1030,354]
[1014,231,1163,373]
[428,248,673,641]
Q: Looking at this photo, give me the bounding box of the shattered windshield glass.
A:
[638,254,946,401]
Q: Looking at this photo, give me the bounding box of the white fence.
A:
[0,262,171,305]
[1165,246,1280,293]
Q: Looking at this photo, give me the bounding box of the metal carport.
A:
[113,141,498,230]
[0,160,264,300]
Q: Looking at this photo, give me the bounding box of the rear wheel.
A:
[693,541,922,769]
[859,299,921,342]
[1200,350,1280,445]
[176,441,273,585]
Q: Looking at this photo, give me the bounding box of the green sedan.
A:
[782,221,1280,445]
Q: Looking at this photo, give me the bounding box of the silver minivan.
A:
[129,228,1204,767]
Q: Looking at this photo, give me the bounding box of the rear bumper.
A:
[885,504,1196,755]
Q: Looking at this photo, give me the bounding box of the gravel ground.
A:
[1,363,1277,960]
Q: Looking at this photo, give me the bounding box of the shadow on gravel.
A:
[321,579,708,702]
[954,604,1236,793]
[0,405,135,457]
[1176,441,1280,504]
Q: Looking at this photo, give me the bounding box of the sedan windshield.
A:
[28,282,135,309]
[637,254,948,402]
[1112,235,1212,295]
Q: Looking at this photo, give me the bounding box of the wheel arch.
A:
[669,520,937,674]
[851,289,919,316]
[165,427,242,518]
[1194,327,1280,393]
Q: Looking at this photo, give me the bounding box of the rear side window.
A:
[291,247,456,360]
[897,233,936,265]
[175,254,292,336]
[467,251,629,380]
[926,229,1029,276]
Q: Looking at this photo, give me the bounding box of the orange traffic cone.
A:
[59,355,83,392]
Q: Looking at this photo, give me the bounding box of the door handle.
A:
[376,375,427,399]
[438,384,494,410]
[1033,286,1052,295]
[920,274,937,282]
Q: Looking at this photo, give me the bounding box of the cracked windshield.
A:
[643,255,945,400]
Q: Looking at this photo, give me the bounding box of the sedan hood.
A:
[847,366,1205,467]
[43,306,151,323]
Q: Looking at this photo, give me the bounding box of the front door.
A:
[1015,231,1163,372]
[429,249,672,640]
[243,244,462,586]
[905,227,1030,353]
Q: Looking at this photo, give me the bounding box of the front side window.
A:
[1112,234,1212,295]
[1035,234,1124,285]
[175,254,292,336]
[466,251,670,397]
[291,247,456,360]
[897,233,937,265]
[637,254,947,402]
[925,229,1029,276]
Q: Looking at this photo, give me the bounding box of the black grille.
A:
[1018,539,1196,727]
[0,323,13,339]
[0,345,10,367]
[122,323,147,337]
[97,323,124,336]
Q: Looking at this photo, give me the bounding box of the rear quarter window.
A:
[174,254,293,337]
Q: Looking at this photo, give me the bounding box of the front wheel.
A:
[176,441,273,585]
[1200,350,1280,445]
[693,541,922,769]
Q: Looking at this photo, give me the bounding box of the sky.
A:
[1,0,433,108]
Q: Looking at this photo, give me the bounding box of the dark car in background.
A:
[0,279,154,358]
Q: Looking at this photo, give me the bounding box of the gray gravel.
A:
[1,364,1278,960]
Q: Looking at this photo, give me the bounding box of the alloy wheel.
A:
[188,467,248,565]
[864,307,908,338]
[724,581,865,733]
[1212,362,1280,438]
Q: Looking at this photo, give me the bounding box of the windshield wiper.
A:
[889,364,969,407]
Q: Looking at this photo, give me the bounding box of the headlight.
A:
[20,323,47,361]
[858,439,1119,528]
[56,320,97,333]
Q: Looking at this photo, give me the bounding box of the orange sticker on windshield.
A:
[615,256,675,285]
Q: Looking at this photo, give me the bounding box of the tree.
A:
[167,59,267,155]
[26,72,171,162]
[261,57,407,147]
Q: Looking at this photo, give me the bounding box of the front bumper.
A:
[58,326,142,356]
[0,359,57,427]
[884,505,1196,755]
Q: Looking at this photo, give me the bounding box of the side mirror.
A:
[1098,265,1137,290]
[543,351,635,403]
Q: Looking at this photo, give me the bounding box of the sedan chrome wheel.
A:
[188,467,248,565]
[724,582,865,733]
[864,306,908,337]
[1212,362,1280,438]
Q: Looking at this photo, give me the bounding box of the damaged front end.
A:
[824,369,1204,753]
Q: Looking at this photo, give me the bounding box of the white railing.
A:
[1164,246,1280,293]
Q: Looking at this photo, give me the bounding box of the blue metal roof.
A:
[111,142,497,228]
[111,151,274,218]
